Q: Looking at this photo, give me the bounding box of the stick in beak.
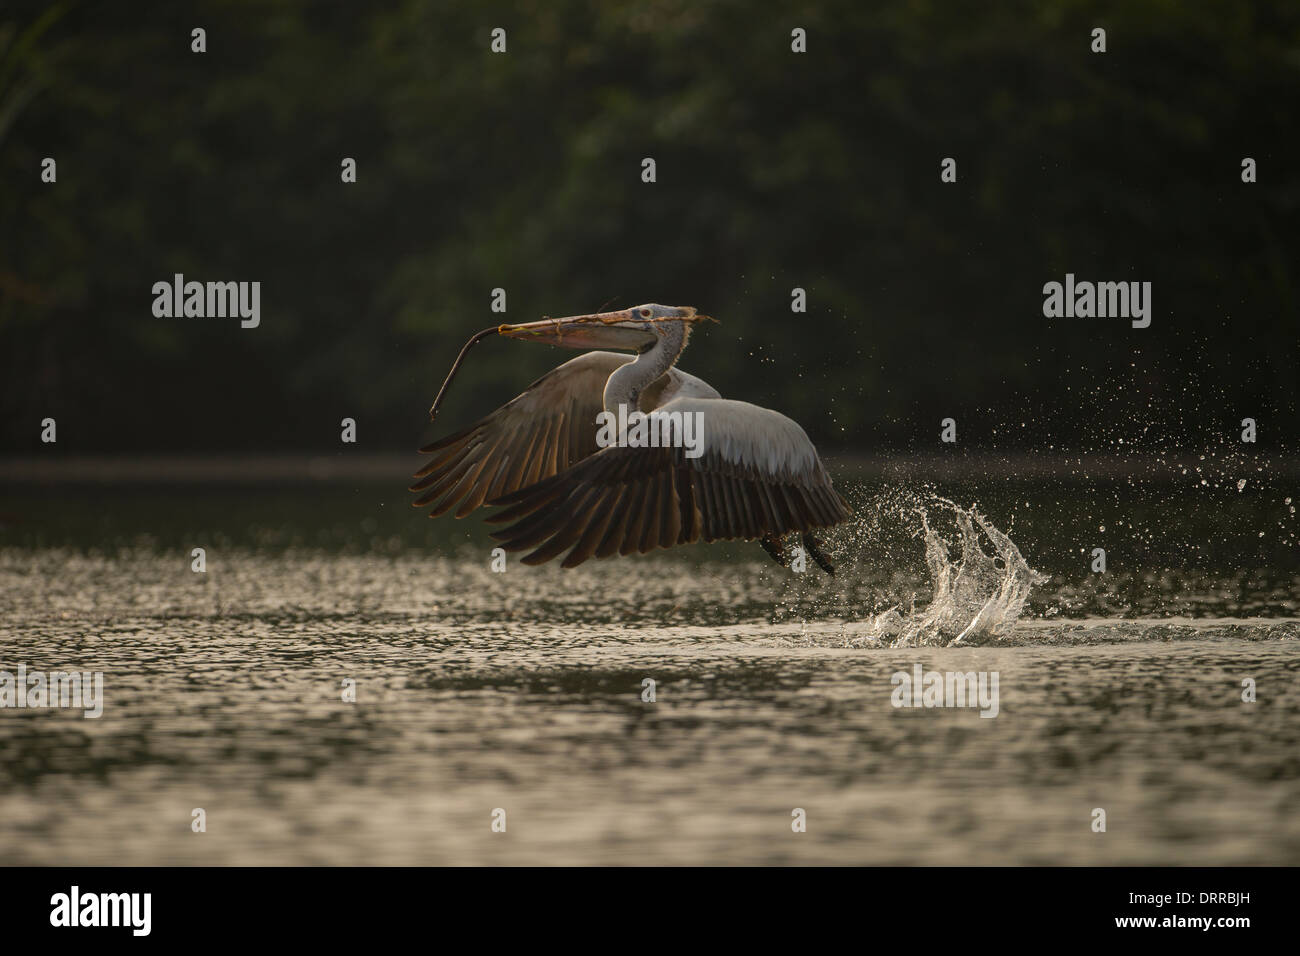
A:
[428,315,628,423]
[428,325,500,421]
[429,306,715,421]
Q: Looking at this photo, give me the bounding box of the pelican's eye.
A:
[638,308,654,319]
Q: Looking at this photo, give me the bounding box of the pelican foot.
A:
[801,533,836,575]
[759,535,789,567]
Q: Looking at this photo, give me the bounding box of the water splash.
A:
[883,496,1046,645]
[779,489,1047,647]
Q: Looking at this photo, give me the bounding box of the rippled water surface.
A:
[1,480,1297,864]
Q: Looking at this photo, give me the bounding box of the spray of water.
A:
[776,487,1047,647]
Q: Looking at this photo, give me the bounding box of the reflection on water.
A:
[2,535,1297,865]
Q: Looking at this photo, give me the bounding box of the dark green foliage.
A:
[2,0,1296,453]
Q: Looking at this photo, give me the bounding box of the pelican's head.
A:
[498,303,711,352]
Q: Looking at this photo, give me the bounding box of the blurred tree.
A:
[1,0,1297,455]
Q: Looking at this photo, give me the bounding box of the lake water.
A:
[1,476,1297,864]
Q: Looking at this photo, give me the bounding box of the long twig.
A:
[427,326,500,421]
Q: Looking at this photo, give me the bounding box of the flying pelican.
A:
[410,304,852,571]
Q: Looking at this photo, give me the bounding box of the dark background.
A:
[2,0,1297,457]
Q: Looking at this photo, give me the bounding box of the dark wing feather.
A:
[486,398,852,567]
[410,351,631,518]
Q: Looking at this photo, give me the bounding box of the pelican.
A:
[410,304,852,571]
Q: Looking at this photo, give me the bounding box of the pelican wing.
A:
[411,351,629,518]
[485,398,853,567]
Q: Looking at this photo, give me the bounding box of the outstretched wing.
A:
[485,397,853,567]
[410,351,629,518]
